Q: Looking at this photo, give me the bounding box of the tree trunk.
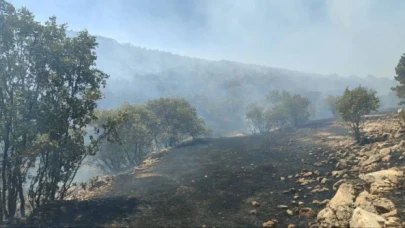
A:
[353,122,362,144]
[17,167,25,217]
[2,123,10,219]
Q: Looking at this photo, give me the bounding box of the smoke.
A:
[10,0,405,77]
[196,0,405,78]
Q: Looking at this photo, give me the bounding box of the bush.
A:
[245,90,311,133]
[146,98,210,147]
[325,95,340,118]
[93,104,159,173]
[245,103,268,133]
[336,86,380,143]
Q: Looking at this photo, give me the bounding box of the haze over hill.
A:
[4,1,405,226]
[11,0,405,78]
[85,34,399,135]
[10,0,405,135]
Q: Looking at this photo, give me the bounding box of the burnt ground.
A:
[19,119,351,227]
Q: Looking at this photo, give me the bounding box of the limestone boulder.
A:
[350,207,386,228]
[317,183,355,228]
[359,168,403,194]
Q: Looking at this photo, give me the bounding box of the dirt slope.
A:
[18,119,368,227]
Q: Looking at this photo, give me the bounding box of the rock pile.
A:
[316,114,405,227]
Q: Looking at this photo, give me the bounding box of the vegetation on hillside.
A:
[325,95,340,118]
[146,98,210,147]
[0,0,121,218]
[93,99,208,174]
[94,37,399,134]
[336,86,380,143]
[2,0,405,225]
[245,90,310,133]
[393,53,405,105]
[93,104,159,173]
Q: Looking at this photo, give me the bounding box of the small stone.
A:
[288,224,296,228]
[249,209,257,215]
[251,201,260,207]
[293,194,299,199]
[312,200,321,204]
[321,178,328,184]
[286,209,294,215]
[262,221,276,227]
[280,177,286,181]
[299,207,316,218]
[278,205,288,209]
[298,201,304,206]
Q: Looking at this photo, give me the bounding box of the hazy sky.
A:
[9,0,405,78]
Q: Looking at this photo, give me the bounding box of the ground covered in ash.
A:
[17,114,405,227]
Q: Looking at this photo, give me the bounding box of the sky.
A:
[8,0,405,78]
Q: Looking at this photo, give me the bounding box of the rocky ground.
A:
[315,113,405,228]
[16,112,405,227]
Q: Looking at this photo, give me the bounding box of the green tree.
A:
[0,0,114,218]
[245,90,310,133]
[265,90,310,127]
[283,94,311,126]
[264,104,290,129]
[393,53,405,104]
[93,104,159,174]
[336,86,380,143]
[325,95,340,118]
[28,25,111,209]
[245,103,268,133]
[146,98,209,147]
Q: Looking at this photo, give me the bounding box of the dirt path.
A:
[21,120,345,227]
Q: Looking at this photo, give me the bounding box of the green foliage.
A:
[245,103,267,133]
[392,54,405,127]
[336,86,380,143]
[397,109,405,127]
[245,90,310,133]
[393,54,405,105]
[93,104,159,173]
[325,95,340,118]
[92,99,209,174]
[146,98,209,147]
[265,90,311,128]
[0,0,112,218]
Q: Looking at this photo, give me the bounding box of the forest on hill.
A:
[3,1,405,225]
[89,34,399,135]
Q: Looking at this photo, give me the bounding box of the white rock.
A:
[350,207,386,228]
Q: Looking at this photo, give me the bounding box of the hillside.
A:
[16,112,405,227]
[87,34,400,135]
